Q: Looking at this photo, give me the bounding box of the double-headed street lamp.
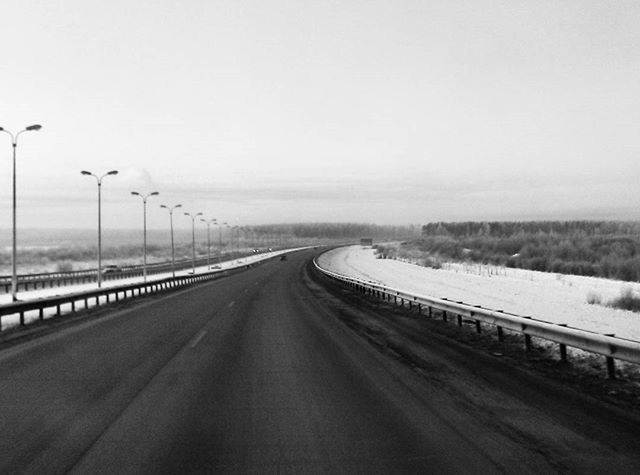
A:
[225,223,232,256]
[184,212,203,274]
[131,191,159,282]
[217,221,224,258]
[220,221,228,255]
[160,203,182,278]
[0,124,42,301]
[81,170,119,287]
[200,218,217,269]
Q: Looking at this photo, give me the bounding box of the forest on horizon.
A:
[402,220,640,282]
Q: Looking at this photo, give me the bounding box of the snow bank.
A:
[317,246,640,341]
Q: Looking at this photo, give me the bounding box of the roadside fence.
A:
[313,257,640,379]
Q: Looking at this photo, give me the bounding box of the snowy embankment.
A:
[317,246,640,342]
[0,248,307,329]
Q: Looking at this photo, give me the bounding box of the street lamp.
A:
[81,170,118,287]
[217,220,224,260]
[131,191,159,282]
[0,124,42,301]
[184,212,203,274]
[232,225,240,257]
[225,223,232,258]
[200,218,217,269]
[160,203,182,277]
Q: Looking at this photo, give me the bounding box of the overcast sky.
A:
[1,0,639,230]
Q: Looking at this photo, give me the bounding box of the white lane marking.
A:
[227,301,235,308]
[190,330,207,348]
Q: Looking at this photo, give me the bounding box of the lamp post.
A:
[185,212,203,274]
[131,191,159,282]
[233,225,240,257]
[225,223,232,258]
[0,124,42,302]
[200,218,217,269]
[220,221,229,253]
[160,203,182,278]
[81,170,118,287]
[217,221,223,260]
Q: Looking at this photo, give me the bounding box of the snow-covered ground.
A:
[317,246,640,342]
[0,248,305,329]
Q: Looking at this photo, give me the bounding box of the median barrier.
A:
[0,253,284,332]
[0,251,274,293]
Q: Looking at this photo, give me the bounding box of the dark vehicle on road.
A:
[101,265,120,275]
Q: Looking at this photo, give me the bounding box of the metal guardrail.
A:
[0,250,272,293]
[0,255,275,332]
[313,257,640,379]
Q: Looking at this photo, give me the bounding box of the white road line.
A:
[190,330,207,348]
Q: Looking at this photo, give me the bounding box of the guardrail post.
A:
[71,301,76,312]
[475,319,481,334]
[56,304,61,316]
[558,324,568,362]
[39,308,44,320]
[522,317,532,350]
[20,311,25,326]
[606,356,616,379]
[428,306,432,318]
[559,344,567,362]
[604,333,616,379]
[95,296,100,306]
[417,303,421,314]
[84,297,89,309]
[442,310,447,322]
[497,326,504,342]
[457,314,462,327]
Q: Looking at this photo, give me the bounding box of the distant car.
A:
[210,265,222,270]
[101,265,120,275]
[280,255,287,261]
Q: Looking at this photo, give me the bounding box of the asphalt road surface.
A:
[0,249,639,473]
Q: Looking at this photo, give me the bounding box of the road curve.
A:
[0,249,638,473]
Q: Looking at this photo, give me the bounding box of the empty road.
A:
[0,249,639,473]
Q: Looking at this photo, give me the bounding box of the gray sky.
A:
[1,0,639,230]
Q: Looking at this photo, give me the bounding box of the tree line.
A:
[252,223,420,240]
[415,221,640,282]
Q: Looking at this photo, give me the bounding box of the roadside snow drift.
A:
[318,246,640,342]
